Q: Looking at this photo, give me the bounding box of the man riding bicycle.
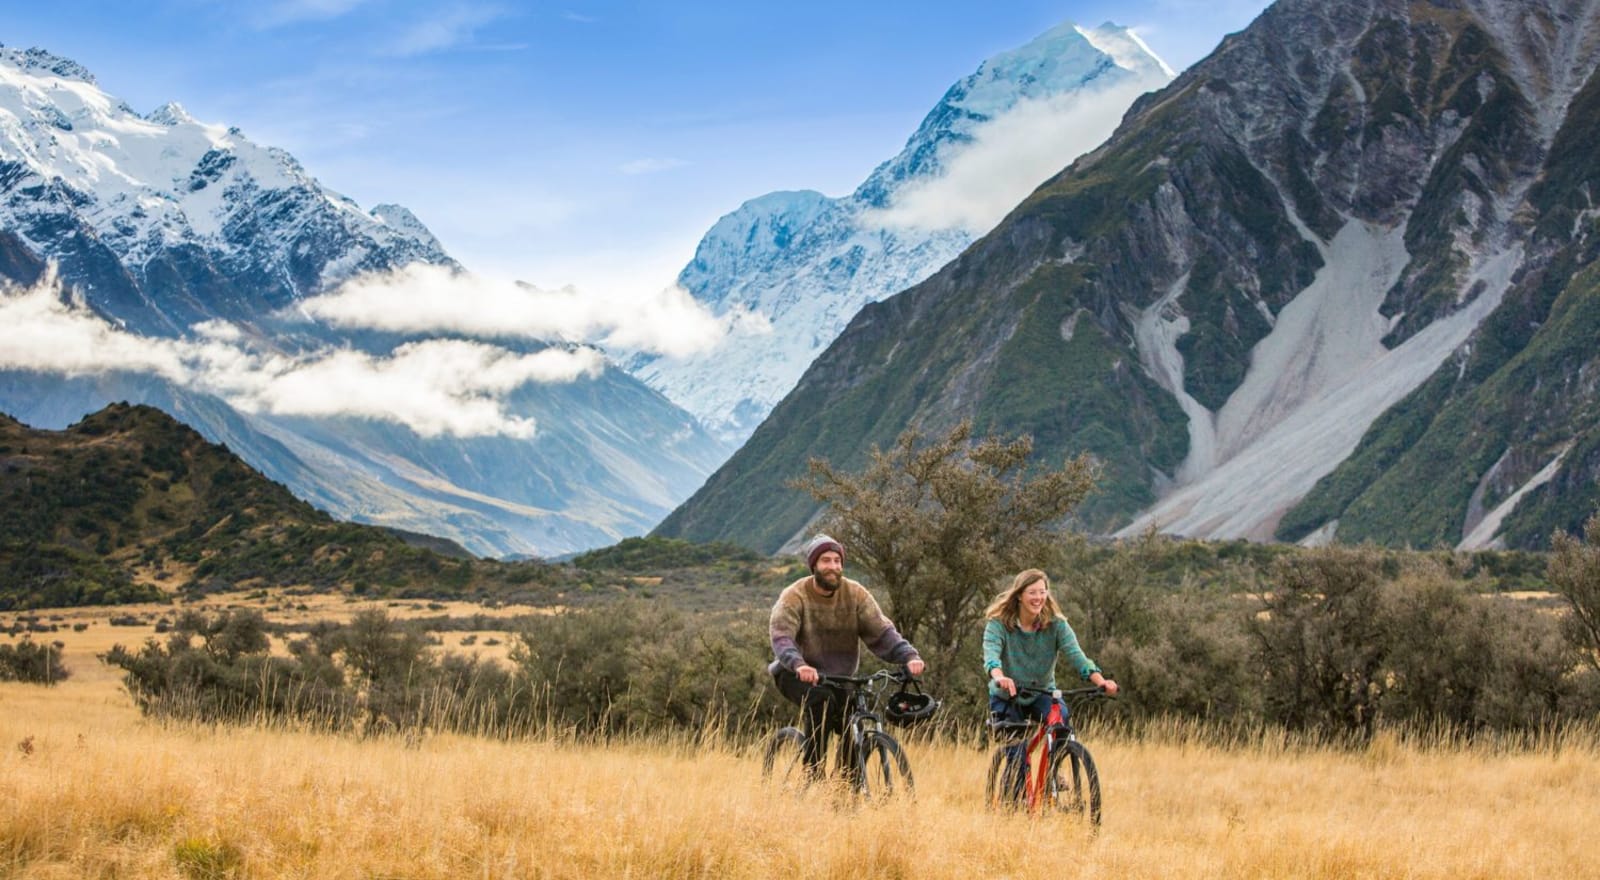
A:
[769,534,926,776]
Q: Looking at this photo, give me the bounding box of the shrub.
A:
[0,637,70,684]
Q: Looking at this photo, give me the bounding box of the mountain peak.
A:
[146,101,195,126]
[1078,23,1178,79]
[0,45,97,84]
[635,18,1173,444]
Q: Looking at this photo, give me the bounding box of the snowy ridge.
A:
[0,43,452,328]
[631,22,1173,444]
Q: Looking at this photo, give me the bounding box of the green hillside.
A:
[0,403,560,609]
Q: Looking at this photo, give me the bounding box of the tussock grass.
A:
[4,657,1597,879]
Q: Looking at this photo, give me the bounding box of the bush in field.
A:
[1249,547,1389,740]
[510,601,782,736]
[1377,561,1586,732]
[310,609,432,729]
[1551,514,1600,672]
[1110,590,1261,725]
[0,637,70,684]
[102,610,351,725]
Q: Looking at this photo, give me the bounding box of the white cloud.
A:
[251,0,374,29]
[863,80,1155,235]
[300,262,729,357]
[385,5,507,56]
[0,274,602,439]
[619,157,689,175]
[0,277,191,382]
[228,340,603,438]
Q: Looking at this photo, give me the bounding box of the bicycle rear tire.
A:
[1047,739,1101,826]
[855,730,913,799]
[762,726,813,792]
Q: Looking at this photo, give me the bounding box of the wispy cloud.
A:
[562,11,599,24]
[300,263,729,359]
[619,157,689,176]
[863,81,1156,235]
[250,0,374,29]
[385,4,508,56]
[0,273,603,438]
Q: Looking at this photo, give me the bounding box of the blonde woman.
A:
[983,568,1118,723]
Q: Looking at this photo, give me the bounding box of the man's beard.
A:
[815,569,842,591]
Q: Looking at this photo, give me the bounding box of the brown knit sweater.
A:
[768,575,920,676]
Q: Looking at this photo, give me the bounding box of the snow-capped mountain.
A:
[657,0,1600,554]
[0,43,727,558]
[0,45,453,336]
[629,23,1174,444]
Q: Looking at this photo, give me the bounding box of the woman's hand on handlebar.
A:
[1089,671,1119,696]
[990,668,1017,697]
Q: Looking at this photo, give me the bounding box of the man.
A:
[768,533,926,774]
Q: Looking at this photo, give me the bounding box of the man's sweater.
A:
[768,575,920,676]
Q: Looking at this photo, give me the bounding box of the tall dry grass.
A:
[3,648,1597,879]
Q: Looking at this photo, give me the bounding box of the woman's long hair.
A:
[983,568,1062,630]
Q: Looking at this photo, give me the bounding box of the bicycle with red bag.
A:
[984,685,1109,824]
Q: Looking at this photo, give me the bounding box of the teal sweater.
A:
[982,617,1098,698]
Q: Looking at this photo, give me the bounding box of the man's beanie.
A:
[804,534,845,572]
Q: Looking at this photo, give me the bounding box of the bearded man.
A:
[768,534,926,774]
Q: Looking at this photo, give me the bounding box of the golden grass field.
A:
[4,602,1599,879]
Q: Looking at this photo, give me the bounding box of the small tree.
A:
[315,609,431,730]
[1550,514,1600,674]
[793,419,1098,685]
[1249,546,1387,741]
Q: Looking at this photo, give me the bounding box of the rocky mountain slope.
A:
[655,0,1600,553]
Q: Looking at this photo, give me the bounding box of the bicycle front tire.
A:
[762,726,813,792]
[1047,739,1101,826]
[855,730,913,799]
[984,743,1027,811]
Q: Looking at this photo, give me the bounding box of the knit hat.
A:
[804,534,844,572]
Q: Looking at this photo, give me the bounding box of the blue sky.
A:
[5,1,1272,297]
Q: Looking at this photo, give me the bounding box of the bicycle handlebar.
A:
[998,683,1113,703]
[815,668,916,689]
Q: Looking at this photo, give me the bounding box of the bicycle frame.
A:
[987,685,1105,819]
[762,668,918,798]
[810,670,893,770]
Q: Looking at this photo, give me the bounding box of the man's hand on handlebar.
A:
[796,664,819,684]
[906,658,925,677]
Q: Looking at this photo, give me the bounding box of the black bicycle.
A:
[761,668,937,799]
[985,685,1110,824]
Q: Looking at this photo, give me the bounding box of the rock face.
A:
[629,23,1173,445]
[655,0,1600,553]
[0,44,727,558]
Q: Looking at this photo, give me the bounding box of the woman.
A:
[983,568,1118,724]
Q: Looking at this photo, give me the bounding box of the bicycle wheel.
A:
[762,726,813,792]
[984,743,1027,811]
[1046,739,1101,826]
[855,730,913,799]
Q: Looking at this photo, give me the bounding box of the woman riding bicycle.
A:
[983,568,1118,725]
